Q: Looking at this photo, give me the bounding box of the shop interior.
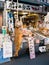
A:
[3,2,49,57]
[13,10,47,56]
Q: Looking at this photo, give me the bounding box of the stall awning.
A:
[13,0,49,6]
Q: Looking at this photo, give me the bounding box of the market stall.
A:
[2,0,49,60]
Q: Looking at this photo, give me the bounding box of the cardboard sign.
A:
[3,41,12,58]
[28,37,35,59]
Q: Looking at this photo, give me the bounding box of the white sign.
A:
[6,1,23,10]
[28,37,35,59]
[3,41,12,58]
[6,1,42,12]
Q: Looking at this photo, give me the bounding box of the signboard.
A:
[3,41,12,58]
[28,37,35,59]
[0,34,12,59]
[6,1,42,12]
[0,34,10,63]
[6,1,23,10]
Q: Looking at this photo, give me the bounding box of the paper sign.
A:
[3,41,12,58]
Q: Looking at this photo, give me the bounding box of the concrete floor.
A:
[1,52,49,65]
